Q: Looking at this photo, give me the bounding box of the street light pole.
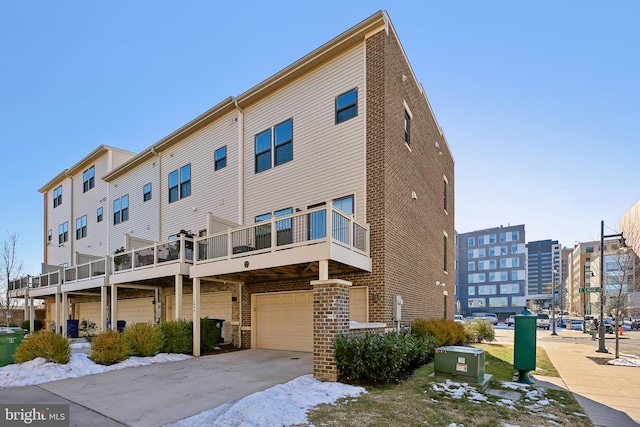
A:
[551,268,557,335]
[597,220,626,353]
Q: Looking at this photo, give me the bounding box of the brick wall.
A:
[342,27,455,325]
[312,279,350,381]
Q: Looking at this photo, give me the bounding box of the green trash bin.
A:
[0,328,27,367]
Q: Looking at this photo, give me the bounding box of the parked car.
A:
[484,313,498,325]
[506,315,515,327]
[570,320,585,331]
[465,316,475,322]
[632,320,640,330]
[454,315,464,323]
[555,318,571,328]
[536,313,550,329]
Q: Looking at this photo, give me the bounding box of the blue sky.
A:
[1,1,639,276]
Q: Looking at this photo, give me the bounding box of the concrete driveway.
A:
[0,349,312,427]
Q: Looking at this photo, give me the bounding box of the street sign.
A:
[579,287,601,293]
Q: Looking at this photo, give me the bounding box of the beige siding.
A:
[109,148,136,170]
[109,159,160,253]
[243,45,366,222]
[46,177,73,267]
[73,158,111,260]
[160,111,239,239]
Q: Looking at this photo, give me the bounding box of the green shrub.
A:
[19,319,44,332]
[160,320,193,354]
[124,323,164,357]
[89,330,129,365]
[464,319,495,343]
[14,331,71,364]
[334,331,434,382]
[410,318,465,347]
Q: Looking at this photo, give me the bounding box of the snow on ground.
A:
[163,374,366,427]
[608,358,640,367]
[0,352,192,387]
[0,352,366,427]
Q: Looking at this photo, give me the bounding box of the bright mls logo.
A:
[1,405,69,426]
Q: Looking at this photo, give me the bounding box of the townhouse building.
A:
[456,225,527,319]
[10,11,454,380]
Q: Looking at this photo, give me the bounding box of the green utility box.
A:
[513,308,536,383]
[0,328,27,367]
[433,345,490,386]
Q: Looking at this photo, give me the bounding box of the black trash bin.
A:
[116,320,126,333]
[202,318,225,345]
[66,319,79,338]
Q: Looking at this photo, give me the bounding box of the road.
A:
[494,324,640,359]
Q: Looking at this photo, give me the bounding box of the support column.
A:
[111,285,118,331]
[29,297,34,332]
[101,285,108,332]
[55,292,60,333]
[193,278,201,356]
[319,259,329,281]
[311,278,351,382]
[175,274,183,320]
[62,293,68,338]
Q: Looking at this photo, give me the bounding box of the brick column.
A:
[311,279,351,381]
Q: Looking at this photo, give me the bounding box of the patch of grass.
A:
[473,343,559,379]
[307,344,589,427]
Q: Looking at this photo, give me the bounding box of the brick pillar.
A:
[311,279,351,381]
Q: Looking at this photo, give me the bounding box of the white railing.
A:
[64,257,109,282]
[9,276,30,290]
[32,270,62,288]
[195,204,369,264]
[113,234,194,273]
[12,206,370,283]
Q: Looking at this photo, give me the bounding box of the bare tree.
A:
[0,231,23,326]
[598,223,639,359]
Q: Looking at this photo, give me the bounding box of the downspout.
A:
[64,171,74,266]
[43,193,48,266]
[237,283,243,348]
[151,147,162,241]
[234,100,244,225]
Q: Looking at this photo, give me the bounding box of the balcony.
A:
[190,204,371,279]
[62,257,109,292]
[110,235,194,284]
[8,276,30,298]
[29,269,63,297]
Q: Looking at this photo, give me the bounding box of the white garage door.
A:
[118,298,154,326]
[255,291,313,352]
[166,292,232,342]
[76,302,101,329]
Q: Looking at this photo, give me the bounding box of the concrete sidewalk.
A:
[497,329,640,427]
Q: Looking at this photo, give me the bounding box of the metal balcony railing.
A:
[113,235,194,273]
[64,257,109,282]
[195,204,369,263]
[10,205,369,286]
[32,270,62,288]
[9,276,30,291]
